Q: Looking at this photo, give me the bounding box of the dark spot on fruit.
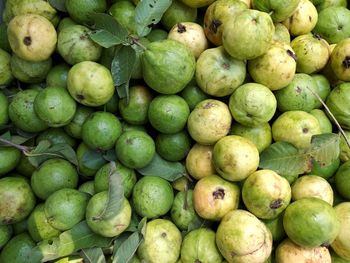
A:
[313,33,322,40]
[309,16,312,22]
[302,127,309,133]
[321,241,330,247]
[270,199,283,209]
[23,36,32,46]
[80,34,86,40]
[149,4,153,8]
[48,240,54,245]
[161,232,167,237]
[287,50,297,61]
[177,23,186,33]
[210,19,222,33]
[222,62,230,70]
[231,251,237,258]
[2,218,14,224]
[195,260,202,263]
[76,94,84,100]
[126,138,133,145]
[213,188,225,199]
[203,102,214,109]
[246,113,253,118]
[296,86,302,93]
[338,25,343,31]
[147,23,155,29]
[342,56,350,69]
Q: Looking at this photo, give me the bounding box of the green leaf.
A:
[91,13,129,42]
[90,30,126,48]
[81,247,106,263]
[111,45,137,86]
[134,0,172,37]
[259,133,341,176]
[112,232,141,263]
[187,217,209,232]
[29,221,112,262]
[138,217,147,236]
[116,81,130,100]
[49,0,67,12]
[0,131,11,141]
[112,233,130,255]
[125,212,141,232]
[103,149,117,161]
[137,153,186,182]
[31,140,51,154]
[92,162,125,221]
[10,135,33,145]
[81,149,106,170]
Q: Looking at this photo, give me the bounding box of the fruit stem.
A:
[130,36,147,51]
[0,137,29,152]
[305,86,350,149]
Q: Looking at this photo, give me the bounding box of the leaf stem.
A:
[0,137,30,152]
[129,36,147,51]
[306,86,350,149]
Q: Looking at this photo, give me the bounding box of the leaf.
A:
[91,13,129,42]
[134,0,172,37]
[81,247,106,263]
[116,81,130,100]
[259,134,341,176]
[112,233,130,255]
[103,149,117,161]
[81,148,106,170]
[92,162,124,221]
[112,232,141,263]
[10,135,33,145]
[137,153,186,182]
[90,30,126,48]
[0,131,11,141]
[49,0,67,12]
[125,212,141,232]
[31,140,51,154]
[187,217,208,232]
[308,133,340,167]
[111,45,137,86]
[138,217,147,236]
[29,221,112,262]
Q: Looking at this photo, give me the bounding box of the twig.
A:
[305,86,350,149]
[0,137,29,152]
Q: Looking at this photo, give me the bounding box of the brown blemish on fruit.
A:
[195,260,202,263]
[302,127,309,133]
[23,36,32,46]
[161,232,167,237]
[342,56,350,68]
[76,94,84,100]
[309,16,312,22]
[203,102,214,109]
[287,50,297,61]
[210,19,222,34]
[213,188,225,199]
[296,86,302,93]
[270,199,283,209]
[177,23,186,33]
[222,62,230,70]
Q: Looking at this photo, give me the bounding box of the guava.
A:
[0,176,36,225]
[262,213,286,243]
[185,143,216,180]
[311,74,331,104]
[3,0,59,26]
[317,0,347,11]
[81,111,122,151]
[196,46,246,97]
[0,146,21,177]
[242,170,291,219]
[335,161,350,200]
[46,64,70,89]
[78,181,95,196]
[187,99,232,145]
[57,17,78,32]
[64,105,94,139]
[230,122,272,153]
[67,61,114,107]
[216,210,273,263]
[180,84,210,111]
[170,190,200,230]
[291,175,334,205]
[27,204,61,242]
[283,197,340,247]
[179,0,215,8]
[0,48,13,85]
[86,192,131,237]
[272,110,321,149]
[274,73,320,112]
[0,91,8,126]
[273,23,291,44]
[94,162,137,198]
[313,6,350,44]
[147,29,168,42]
[248,42,296,91]
[213,135,259,181]
[168,22,208,59]
[161,0,197,30]
[203,0,248,46]
[156,130,191,162]
[65,0,107,25]
[109,0,136,34]
[330,250,350,263]
[34,86,77,127]
[180,228,223,263]
[308,156,340,179]
[7,14,57,62]
[31,158,79,200]
[0,233,35,263]
[222,9,274,60]
[326,82,350,129]
[137,219,182,263]
[76,142,107,177]
[331,202,350,260]
[193,175,240,221]
[142,39,196,94]
[57,25,102,65]
[10,54,52,83]
[0,225,12,249]
[282,0,318,36]
[44,188,90,231]
[339,130,350,162]
[252,0,301,22]
[229,83,277,126]
[292,34,330,74]
[330,38,350,81]
[275,238,331,263]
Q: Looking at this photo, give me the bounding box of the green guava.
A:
[326,82,350,129]
[252,0,301,22]
[331,202,350,260]
[161,0,197,30]
[0,48,13,85]
[0,233,35,263]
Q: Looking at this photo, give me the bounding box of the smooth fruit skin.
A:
[0,225,12,249]
[252,0,301,22]
[161,0,197,31]
[216,210,273,263]
[326,82,350,129]
[137,219,182,263]
[335,161,350,200]
[7,14,57,62]
[331,202,350,260]
[283,197,340,248]
[65,0,107,25]
[86,192,131,237]
[0,146,21,177]
[0,177,36,225]
[0,233,35,263]
[0,49,13,85]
